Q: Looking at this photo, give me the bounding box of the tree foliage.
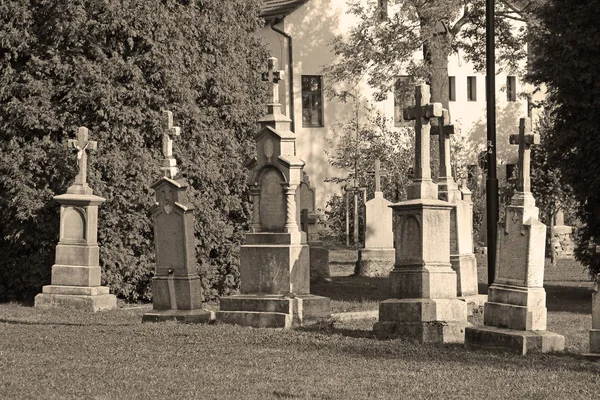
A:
[527,0,600,277]
[0,0,268,301]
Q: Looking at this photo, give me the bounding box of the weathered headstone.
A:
[35,127,116,311]
[550,209,574,258]
[299,172,331,283]
[465,117,565,354]
[373,84,467,343]
[584,271,600,360]
[142,111,211,323]
[216,57,331,328]
[356,158,395,277]
[431,110,485,312]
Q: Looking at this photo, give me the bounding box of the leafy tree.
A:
[527,0,600,277]
[0,0,268,301]
[323,94,413,244]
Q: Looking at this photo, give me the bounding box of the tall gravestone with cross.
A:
[142,111,211,323]
[356,158,395,277]
[373,84,467,343]
[34,127,116,311]
[465,117,565,354]
[299,172,331,283]
[216,57,331,328]
[431,109,484,312]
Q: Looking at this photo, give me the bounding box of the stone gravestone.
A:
[299,172,331,283]
[551,209,574,258]
[142,111,211,323]
[35,127,116,311]
[373,84,467,343]
[584,269,600,360]
[216,57,331,328]
[465,117,565,354]
[356,158,395,277]
[431,109,485,313]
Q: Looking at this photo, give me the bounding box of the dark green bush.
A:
[0,0,268,301]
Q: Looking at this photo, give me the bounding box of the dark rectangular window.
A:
[448,76,456,102]
[394,75,415,126]
[301,75,324,127]
[467,76,477,101]
[507,76,517,101]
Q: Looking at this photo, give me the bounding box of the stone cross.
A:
[403,84,443,182]
[369,158,389,193]
[509,117,539,193]
[261,57,285,105]
[162,110,181,179]
[68,127,97,186]
[431,109,455,179]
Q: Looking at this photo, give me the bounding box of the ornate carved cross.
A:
[261,57,285,105]
[509,117,539,193]
[402,84,443,181]
[162,110,181,179]
[430,109,455,179]
[68,127,97,186]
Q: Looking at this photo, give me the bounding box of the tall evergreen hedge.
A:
[0,0,268,301]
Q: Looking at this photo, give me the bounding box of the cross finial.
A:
[370,158,389,193]
[67,127,97,193]
[509,117,539,193]
[402,84,443,199]
[431,109,455,179]
[262,57,285,106]
[161,110,181,179]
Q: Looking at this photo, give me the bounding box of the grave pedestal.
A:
[357,192,395,277]
[35,193,116,312]
[142,177,211,324]
[465,193,565,354]
[216,233,330,328]
[373,198,468,343]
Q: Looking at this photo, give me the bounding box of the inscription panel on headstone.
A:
[449,208,458,254]
[397,215,421,263]
[496,211,528,284]
[62,207,86,241]
[259,168,286,231]
[155,212,185,275]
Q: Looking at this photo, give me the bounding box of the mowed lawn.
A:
[1,253,600,399]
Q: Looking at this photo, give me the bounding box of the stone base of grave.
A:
[483,284,547,331]
[465,325,565,355]
[216,294,331,329]
[142,309,213,324]
[34,285,116,312]
[373,298,468,343]
[356,248,395,277]
[451,253,479,297]
[309,242,331,283]
[459,294,488,316]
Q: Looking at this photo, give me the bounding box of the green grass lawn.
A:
[1,252,599,399]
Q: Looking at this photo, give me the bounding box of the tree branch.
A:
[449,5,472,36]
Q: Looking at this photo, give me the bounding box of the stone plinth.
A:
[465,192,565,354]
[357,192,395,277]
[584,277,600,360]
[373,198,468,343]
[142,176,211,324]
[35,193,116,312]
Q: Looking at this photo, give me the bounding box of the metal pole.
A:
[486,0,498,286]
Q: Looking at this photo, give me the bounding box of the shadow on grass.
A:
[546,284,593,314]
[0,318,136,327]
[311,275,390,303]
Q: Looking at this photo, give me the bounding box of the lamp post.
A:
[486,0,498,286]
